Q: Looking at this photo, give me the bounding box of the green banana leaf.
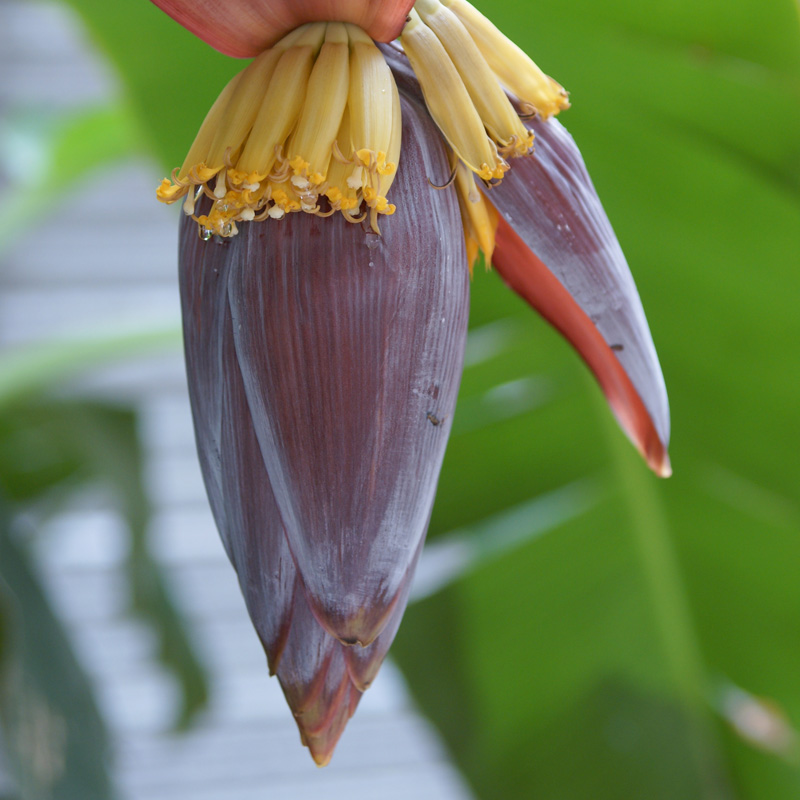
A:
[0,500,115,800]
[0,398,209,733]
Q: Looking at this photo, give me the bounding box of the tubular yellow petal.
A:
[271,21,323,51]
[443,0,569,119]
[378,76,402,201]
[414,0,532,157]
[277,19,328,51]
[177,71,243,182]
[347,34,395,169]
[454,164,498,271]
[285,23,350,181]
[400,9,507,182]
[326,109,369,217]
[344,25,400,231]
[205,48,283,168]
[236,45,317,177]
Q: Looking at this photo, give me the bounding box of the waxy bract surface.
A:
[179,95,469,762]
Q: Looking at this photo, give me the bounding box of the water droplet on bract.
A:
[368,261,374,268]
[201,228,213,241]
[364,231,380,251]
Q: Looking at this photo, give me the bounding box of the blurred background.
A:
[0,1,798,799]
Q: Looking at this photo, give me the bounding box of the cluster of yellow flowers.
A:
[156,0,569,240]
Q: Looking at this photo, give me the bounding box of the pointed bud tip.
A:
[298,726,335,766]
[653,451,672,479]
[311,749,333,768]
[639,431,671,478]
[294,680,362,767]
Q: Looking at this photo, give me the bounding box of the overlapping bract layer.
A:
[158,22,400,237]
[179,96,469,763]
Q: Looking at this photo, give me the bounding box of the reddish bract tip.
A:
[485,115,670,473]
[493,216,670,476]
[150,0,416,57]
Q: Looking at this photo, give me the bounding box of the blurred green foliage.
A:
[0,496,114,800]
[0,104,142,256]
[5,0,800,797]
[0,343,207,798]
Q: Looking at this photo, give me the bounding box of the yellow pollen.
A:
[290,156,310,175]
[156,178,186,203]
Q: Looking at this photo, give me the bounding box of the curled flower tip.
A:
[492,216,670,476]
[157,21,401,238]
[441,0,570,119]
[401,0,567,185]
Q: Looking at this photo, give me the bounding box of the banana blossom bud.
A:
[153,0,671,764]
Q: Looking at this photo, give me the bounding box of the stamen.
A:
[342,209,367,224]
[428,162,458,190]
[347,167,364,190]
[332,139,353,164]
[213,170,228,199]
[182,186,203,215]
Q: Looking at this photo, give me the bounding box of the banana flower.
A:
[153,0,670,765]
